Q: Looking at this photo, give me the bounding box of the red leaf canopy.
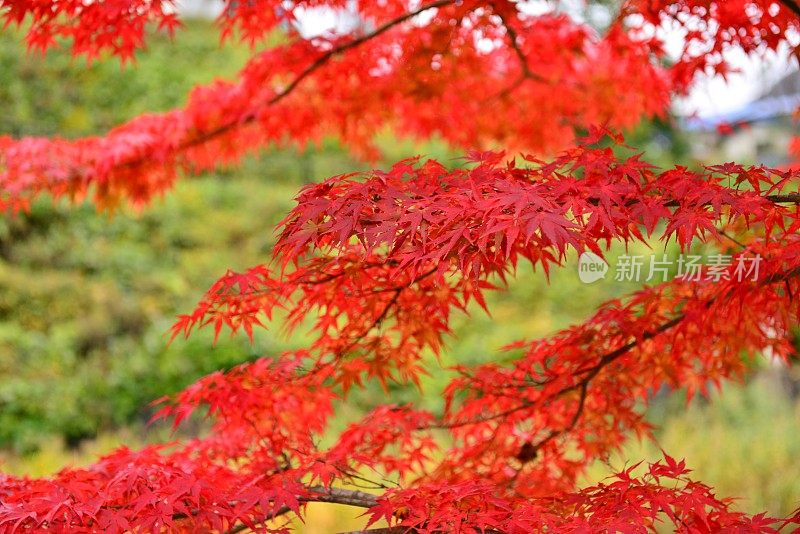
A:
[2,1,800,532]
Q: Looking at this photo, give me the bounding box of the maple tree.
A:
[3,0,800,532]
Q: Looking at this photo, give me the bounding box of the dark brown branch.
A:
[583,192,800,209]
[523,379,589,457]
[338,526,503,534]
[266,0,455,107]
[780,0,800,17]
[663,192,800,207]
[494,11,544,82]
[762,193,800,204]
[308,486,380,508]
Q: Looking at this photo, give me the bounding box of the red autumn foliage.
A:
[3,0,800,532]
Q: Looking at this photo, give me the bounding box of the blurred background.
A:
[1,13,799,530]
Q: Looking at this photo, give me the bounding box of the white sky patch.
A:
[176,0,223,19]
[516,0,798,118]
[676,44,798,118]
[293,3,362,38]
[652,11,800,118]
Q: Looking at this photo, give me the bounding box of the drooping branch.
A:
[2,0,478,213]
[125,0,457,168]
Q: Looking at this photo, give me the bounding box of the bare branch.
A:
[223,486,379,534]
[308,486,380,509]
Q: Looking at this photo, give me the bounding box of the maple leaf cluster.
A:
[3,0,800,533]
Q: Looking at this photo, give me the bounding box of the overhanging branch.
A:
[123,0,457,168]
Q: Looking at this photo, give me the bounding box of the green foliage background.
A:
[0,23,341,451]
[0,20,798,523]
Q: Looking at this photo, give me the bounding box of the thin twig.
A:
[119,0,456,171]
[433,263,800,433]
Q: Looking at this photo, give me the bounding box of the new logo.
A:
[578,252,608,284]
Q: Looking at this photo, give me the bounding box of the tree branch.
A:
[337,526,502,534]
[433,262,800,432]
[123,0,457,168]
[780,0,800,17]
[664,193,800,207]
[308,486,380,508]
[583,192,800,209]
[428,313,684,431]
[225,486,380,534]
[494,11,544,82]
